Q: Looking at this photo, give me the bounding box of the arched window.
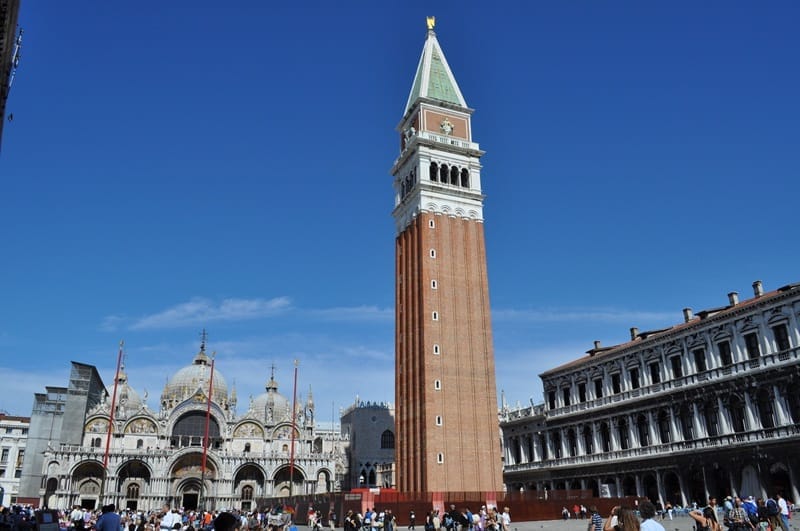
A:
[539,433,548,459]
[93,437,102,448]
[728,395,746,433]
[637,414,649,447]
[618,418,629,450]
[172,411,220,448]
[582,426,593,455]
[244,443,251,453]
[756,388,775,429]
[439,164,449,182]
[429,162,438,181]
[368,469,376,485]
[242,485,253,500]
[450,166,458,185]
[704,401,719,437]
[126,483,140,500]
[460,168,470,188]
[658,410,671,443]
[567,429,577,457]
[380,430,395,449]
[552,431,562,459]
[600,422,611,452]
[136,439,143,449]
[679,405,694,440]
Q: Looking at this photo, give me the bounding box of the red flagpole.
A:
[289,359,299,497]
[101,340,124,499]
[201,351,216,503]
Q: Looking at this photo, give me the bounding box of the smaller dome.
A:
[250,370,291,423]
[106,368,144,412]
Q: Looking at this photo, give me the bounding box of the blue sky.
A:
[2,2,799,419]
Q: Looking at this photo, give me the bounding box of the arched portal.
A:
[234,464,265,511]
[170,453,217,510]
[622,475,636,496]
[117,460,151,511]
[273,466,305,497]
[72,461,105,509]
[663,471,681,506]
[687,467,706,506]
[767,462,792,498]
[642,474,659,504]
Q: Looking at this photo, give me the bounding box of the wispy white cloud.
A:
[492,307,675,324]
[100,314,125,332]
[129,297,292,330]
[306,305,393,322]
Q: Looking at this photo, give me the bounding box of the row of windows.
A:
[0,468,22,478]
[547,324,792,410]
[517,388,800,462]
[429,162,470,188]
[1,427,28,435]
[428,233,444,464]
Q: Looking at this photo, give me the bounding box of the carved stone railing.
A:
[505,424,800,473]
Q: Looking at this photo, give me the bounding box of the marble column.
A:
[692,402,707,439]
[743,390,760,430]
[647,410,659,446]
[772,384,791,426]
[669,407,681,442]
[717,396,732,434]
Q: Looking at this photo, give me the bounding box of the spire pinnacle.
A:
[199,328,208,353]
[426,16,435,31]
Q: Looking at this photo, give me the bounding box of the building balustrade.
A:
[53,443,332,461]
[505,423,800,473]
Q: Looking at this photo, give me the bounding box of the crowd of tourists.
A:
[342,504,511,531]
[583,495,794,531]
[0,503,296,531]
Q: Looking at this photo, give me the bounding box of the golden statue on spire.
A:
[427,16,436,30]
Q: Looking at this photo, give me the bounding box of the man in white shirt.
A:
[776,494,789,531]
[161,506,182,531]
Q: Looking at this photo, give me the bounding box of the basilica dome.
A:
[161,349,228,407]
[250,372,291,423]
[106,368,144,412]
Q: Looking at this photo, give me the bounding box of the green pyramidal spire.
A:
[404,19,468,114]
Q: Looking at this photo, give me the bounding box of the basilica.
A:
[19,342,347,511]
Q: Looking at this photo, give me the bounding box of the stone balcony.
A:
[505,422,800,473]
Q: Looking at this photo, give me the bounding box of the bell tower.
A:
[392,18,503,493]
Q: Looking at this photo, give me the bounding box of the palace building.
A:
[19,341,348,510]
[500,280,800,506]
[392,18,503,493]
[0,413,29,505]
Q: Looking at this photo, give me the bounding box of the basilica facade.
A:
[22,344,347,511]
[500,280,800,506]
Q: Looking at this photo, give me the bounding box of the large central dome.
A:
[161,349,228,407]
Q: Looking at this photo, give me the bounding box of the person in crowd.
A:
[726,497,754,531]
[587,506,603,531]
[639,502,665,531]
[407,511,415,531]
[775,494,789,531]
[96,505,121,531]
[690,507,721,531]
[214,513,241,531]
[603,506,639,531]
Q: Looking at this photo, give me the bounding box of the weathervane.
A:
[427,16,435,31]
